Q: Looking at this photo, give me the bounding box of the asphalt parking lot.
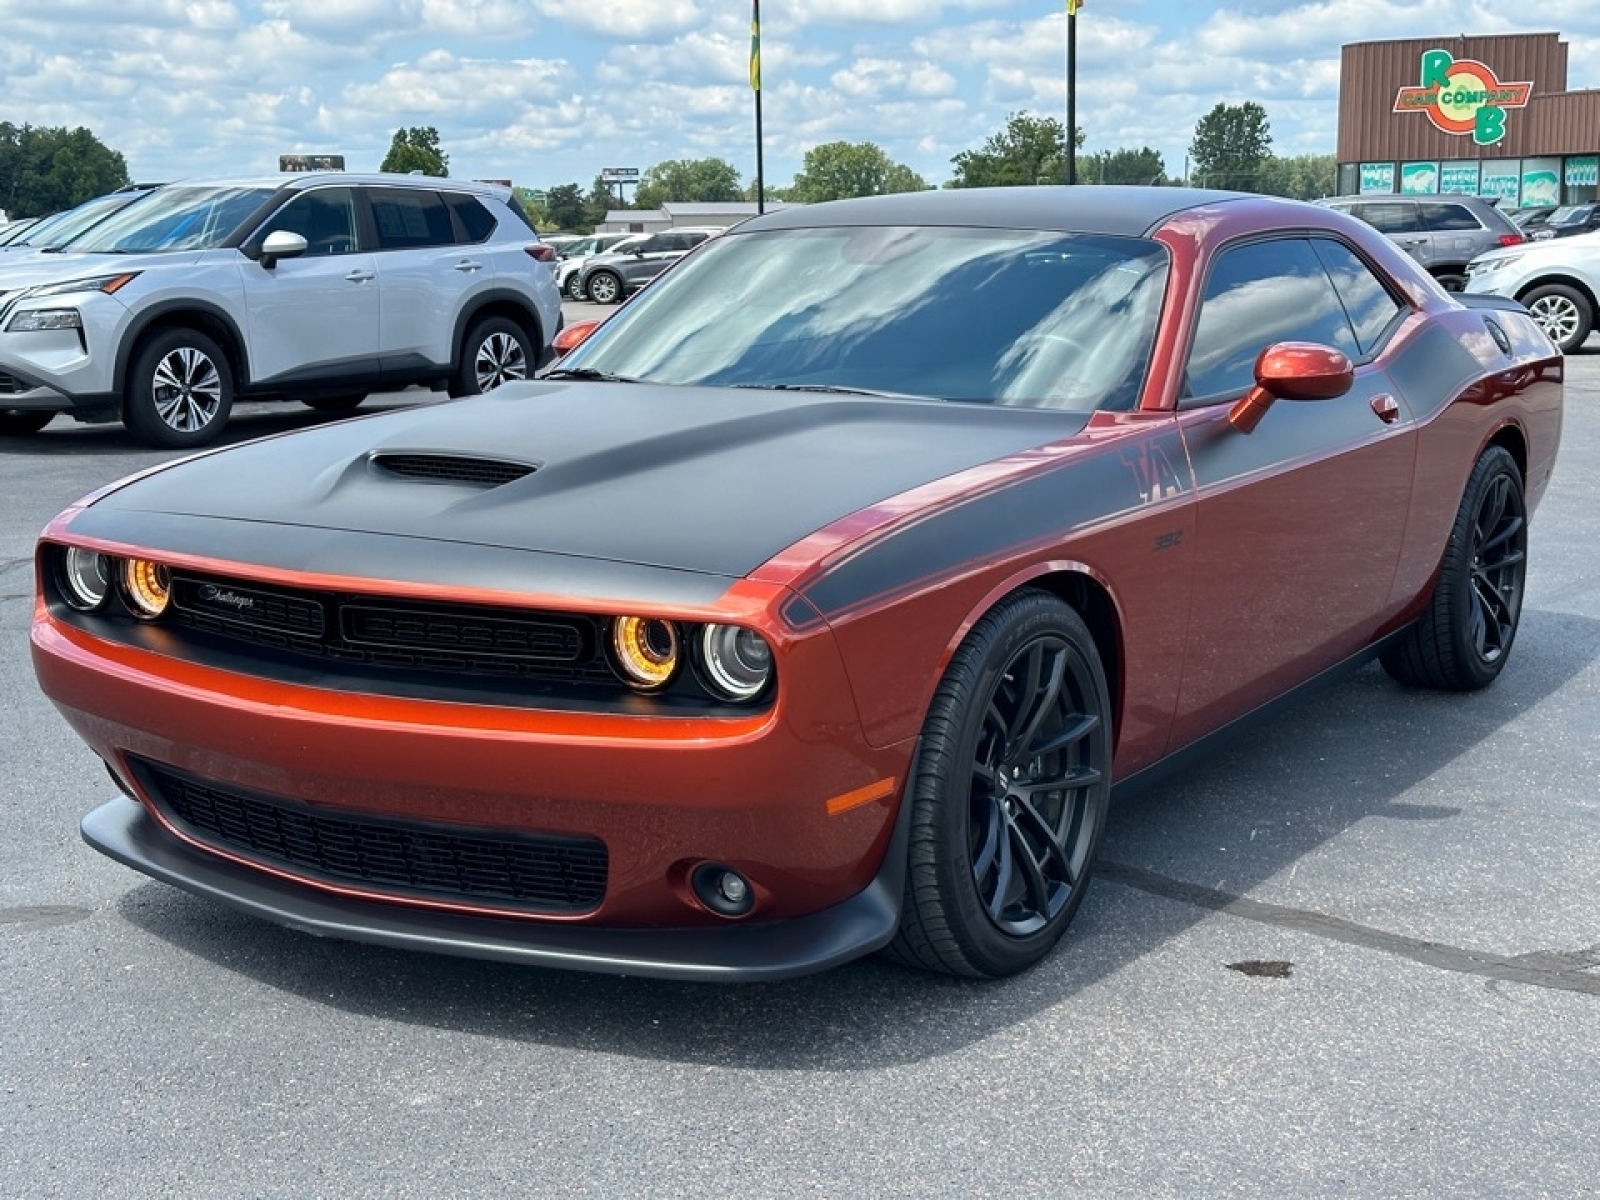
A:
[2,329,1597,1196]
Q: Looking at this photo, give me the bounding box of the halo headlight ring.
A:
[611,616,681,691]
[60,547,112,611]
[697,624,774,703]
[121,558,172,619]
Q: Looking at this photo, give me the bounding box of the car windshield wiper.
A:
[540,366,640,383]
[732,382,933,401]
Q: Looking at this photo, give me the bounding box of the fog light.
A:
[611,616,679,690]
[122,558,171,619]
[61,547,111,610]
[691,863,755,918]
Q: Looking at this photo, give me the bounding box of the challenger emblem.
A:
[198,584,259,613]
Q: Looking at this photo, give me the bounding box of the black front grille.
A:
[371,453,536,486]
[136,760,608,913]
[167,570,612,684]
[0,372,25,395]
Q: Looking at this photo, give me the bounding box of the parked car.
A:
[1509,206,1557,234]
[0,184,161,256]
[574,227,720,304]
[554,231,645,299]
[1316,195,1523,291]
[0,173,562,444]
[35,187,1560,981]
[1527,203,1600,240]
[1465,229,1600,351]
[0,216,43,247]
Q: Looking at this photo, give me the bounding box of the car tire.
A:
[123,328,234,448]
[585,271,623,306]
[1521,283,1593,353]
[1381,446,1526,692]
[564,274,587,301]
[0,409,53,436]
[887,589,1111,978]
[451,316,535,398]
[300,393,366,412]
[1432,270,1467,292]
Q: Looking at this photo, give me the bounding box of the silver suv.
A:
[1316,195,1524,292]
[574,227,720,305]
[0,174,562,446]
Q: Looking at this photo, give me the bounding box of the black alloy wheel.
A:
[451,316,534,397]
[0,409,53,436]
[889,589,1111,978]
[585,271,623,305]
[123,328,234,448]
[1381,445,1527,691]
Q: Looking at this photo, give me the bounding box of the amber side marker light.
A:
[122,558,172,618]
[551,319,602,358]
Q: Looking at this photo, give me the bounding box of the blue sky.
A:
[1,1,1597,194]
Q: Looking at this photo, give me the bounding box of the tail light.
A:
[1499,233,1525,247]
[525,244,557,262]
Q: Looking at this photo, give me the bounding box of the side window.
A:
[638,235,669,254]
[1419,202,1483,232]
[1310,239,1406,355]
[256,188,360,256]
[445,194,497,243]
[368,188,454,250]
[1351,203,1423,234]
[1185,238,1361,402]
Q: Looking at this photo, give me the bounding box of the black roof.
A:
[734,186,1264,238]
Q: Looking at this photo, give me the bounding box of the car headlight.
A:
[24,272,140,299]
[611,616,680,691]
[697,624,773,702]
[7,308,83,332]
[121,558,172,619]
[1468,255,1520,276]
[59,547,112,611]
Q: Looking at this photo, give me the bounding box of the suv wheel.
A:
[0,410,53,436]
[124,329,234,448]
[1432,270,1467,292]
[1521,283,1593,353]
[585,271,623,305]
[452,316,534,397]
[564,274,587,300]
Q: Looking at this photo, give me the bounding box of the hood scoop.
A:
[369,452,537,488]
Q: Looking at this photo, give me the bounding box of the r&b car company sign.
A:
[1393,49,1532,146]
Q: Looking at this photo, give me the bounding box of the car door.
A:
[366,187,483,375]
[1168,235,1418,747]
[237,186,381,386]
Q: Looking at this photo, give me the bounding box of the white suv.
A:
[0,174,563,446]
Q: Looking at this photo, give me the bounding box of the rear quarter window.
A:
[1419,202,1485,232]
[446,194,497,243]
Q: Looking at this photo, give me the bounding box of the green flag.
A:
[750,3,761,92]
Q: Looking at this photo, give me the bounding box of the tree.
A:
[632,158,743,209]
[1083,146,1166,186]
[948,113,1085,189]
[542,183,588,232]
[379,126,449,177]
[1252,153,1338,201]
[1189,102,1272,190]
[584,174,620,228]
[0,123,130,217]
[788,141,929,202]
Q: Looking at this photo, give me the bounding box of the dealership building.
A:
[1337,32,1600,207]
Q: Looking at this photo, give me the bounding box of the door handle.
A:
[454,260,482,273]
[1370,393,1401,424]
[344,269,375,283]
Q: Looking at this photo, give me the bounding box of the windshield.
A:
[564,226,1169,411]
[0,218,40,246]
[70,186,276,254]
[9,192,143,249]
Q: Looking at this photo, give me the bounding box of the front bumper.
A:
[83,793,907,981]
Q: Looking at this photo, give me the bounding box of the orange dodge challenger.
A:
[32,188,1562,980]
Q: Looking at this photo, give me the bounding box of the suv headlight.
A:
[1468,255,1520,276]
[24,272,140,299]
[7,308,83,332]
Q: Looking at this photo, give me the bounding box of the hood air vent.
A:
[370,453,536,487]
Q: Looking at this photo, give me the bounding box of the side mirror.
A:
[259,230,309,269]
[551,319,602,359]
[1229,342,1355,433]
